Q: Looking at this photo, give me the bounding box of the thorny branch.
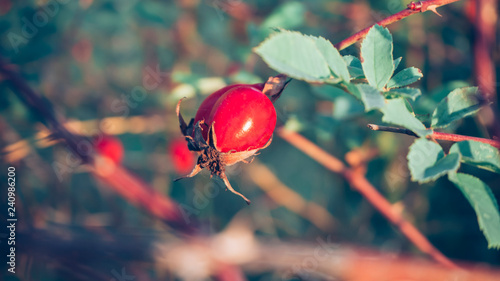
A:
[334,0,461,51]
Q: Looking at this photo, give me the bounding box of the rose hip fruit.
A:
[175,83,278,204]
[193,83,264,140]
[206,86,276,152]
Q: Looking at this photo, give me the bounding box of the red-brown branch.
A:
[334,0,461,51]
[277,127,458,269]
[368,124,500,149]
[433,131,500,148]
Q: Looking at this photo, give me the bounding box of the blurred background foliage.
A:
[0,0,499,280]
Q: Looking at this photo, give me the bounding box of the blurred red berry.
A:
[169,138,196,175]
[94,135,124,164]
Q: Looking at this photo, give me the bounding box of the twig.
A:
[368,124,500,149]
[367,124,418,137]
[334,0,461,51]
[277,127,458,269]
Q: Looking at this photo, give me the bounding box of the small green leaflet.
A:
[311,36,350,81]
[450,141,500,174]
[407,139,461,183]
[393,57,402,71]
[254,31,330,82]
[431,87,483,128]
[343,55,364,79]
[449,172,500,249]
[254,30,349,82]
[361,25,394,90]
[385,87,422,101]
[381,98,431,137]
[355,84,385,111]
[386,67,423,89]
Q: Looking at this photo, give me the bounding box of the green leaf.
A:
[407,139,461,183]
[312,37,350,81]
[361,25,394,90]
[431,87,483,128]
[387,67,423,89]
[385,87,421,101]
[450,141,500,173]
[356,84,385,111]
[393,57,402,70]
[381,98,431,137]
[254,31,331,82]
[449,173,500,249]
[344,82,361,100]
[343,55,364,79]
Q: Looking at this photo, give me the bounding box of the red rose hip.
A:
[175,82,278,204]
[193,83,264,140]
[206,85,276,152]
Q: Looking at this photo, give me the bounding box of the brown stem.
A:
[368,124,500,149]
[277,127,458,269]
[334,0,461,51]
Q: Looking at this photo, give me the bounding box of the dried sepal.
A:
[176,98,190,136]
[221,172,251,205]
[173,164,203,182]
[176,98,207,152]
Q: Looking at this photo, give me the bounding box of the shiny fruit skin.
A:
[194,83,264,140]
[206,86,276,153]
[95,135,124,164]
